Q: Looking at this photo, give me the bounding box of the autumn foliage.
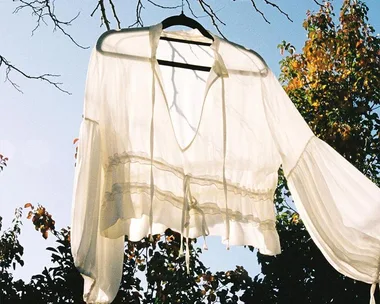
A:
[24,203,56,239]
[279,0,379,184]
[1,1,379,303]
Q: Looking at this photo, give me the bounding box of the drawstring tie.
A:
[203,236,208,250]
[149,58,156,242]
[221,77,230,249]
[370,259,380,303]
[370,282,378,304]
[179,175,210,274]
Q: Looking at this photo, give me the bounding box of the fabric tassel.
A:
[179,234,184,257]
[221,77,230,248]
[185,237,190,274]
[149,61,156,246]
[203,236,208,250]
[370,283,376,304]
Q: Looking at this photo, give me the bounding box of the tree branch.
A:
[0,55,70,94]
[90,2,100,18]
[198,0,226,38]
[13,0,88,49]
[313,0,324,7]
[146,0,181,10]
[6,0,294,94]
[263,0,293,22]
[129,0,144,27]
[249,0,270,23]
[185,0,199,18]
[98,0,111,30]
[109,0,121,30]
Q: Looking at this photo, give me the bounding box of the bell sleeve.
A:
[261,69,380,285]
[71,49,124,303]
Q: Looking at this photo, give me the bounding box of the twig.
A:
[249,0,270,23]
[98,0,111,30]
[263,0,293,22]
[129,0,144,28]
[14,0,88,49]
[146,0,181,10]
[198,0,226,38]
[313,0,324,7]
[109,0,121,29]
[185,0,199,18]
[90,2,100,17]
[0,55,70,94]
[283,198,297,214]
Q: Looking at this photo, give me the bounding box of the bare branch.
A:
[120,0,292,39]
[146,0,181,10]
[263,0,293,22]
[129,0,144,28]
[13,0,88,49]
[313,0,324,7]
[109,0,121,29]
[185,0,199,18]
[0,55,70,94]
[198,0,226,38]
[98,0,111,30]
[249,0,270,24]
[90,2,101,17]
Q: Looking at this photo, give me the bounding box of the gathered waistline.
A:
[106,151,275,201]
[104,182,275,228]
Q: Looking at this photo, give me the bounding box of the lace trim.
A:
[104,182,275,228]
[106,151,274,201]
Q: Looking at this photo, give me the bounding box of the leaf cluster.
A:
[278,0,380,185]
[0,154,8,172]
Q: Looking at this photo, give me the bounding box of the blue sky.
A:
[1,0,379,283]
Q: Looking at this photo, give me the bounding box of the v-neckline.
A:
[149,23,224,152]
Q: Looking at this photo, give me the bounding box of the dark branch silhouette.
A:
[0,55,70,94]
[14,0,87,49]
[4,0,293,93]
[198,0,226,38]
[109,0,121,29]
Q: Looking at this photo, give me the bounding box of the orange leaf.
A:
[24,203,33,208]
[73,138,79,145]
[27,211,33,219]
[42,230,48,239]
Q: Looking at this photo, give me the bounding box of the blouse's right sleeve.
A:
[71,49,124,303]
[261,70,380,285]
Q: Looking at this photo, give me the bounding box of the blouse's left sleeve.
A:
[71,49,124,303]
[261,69,380,285]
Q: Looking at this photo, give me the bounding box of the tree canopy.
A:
[1,0,379,303]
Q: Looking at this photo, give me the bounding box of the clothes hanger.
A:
[161,12,214,44]
[157,1,213,72]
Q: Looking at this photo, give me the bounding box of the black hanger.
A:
[158,12,213,72]
[162,12,214,43]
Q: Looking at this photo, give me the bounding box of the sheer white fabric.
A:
[71,24,380,303]
[261,70,380,284]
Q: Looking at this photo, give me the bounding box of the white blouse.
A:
[71,23,380,303]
